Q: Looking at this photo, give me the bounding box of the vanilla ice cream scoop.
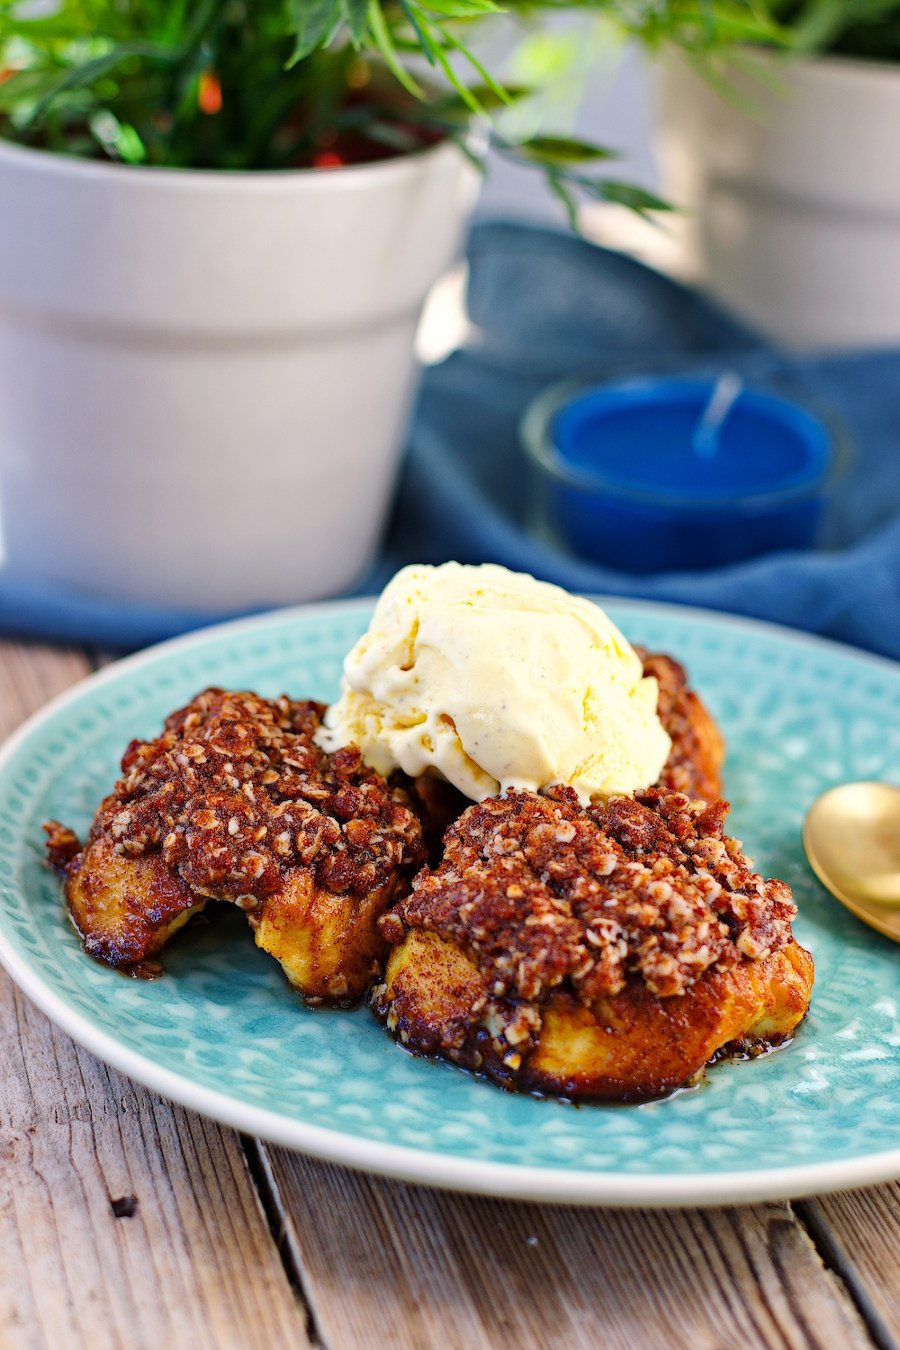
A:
[317,562,671,804]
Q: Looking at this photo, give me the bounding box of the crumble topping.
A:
[638,648,721,799]
[56,688,425,903]
[383,786,796,1003]
[44,820,81,871]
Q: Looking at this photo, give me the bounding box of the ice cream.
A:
[318,562,671,804]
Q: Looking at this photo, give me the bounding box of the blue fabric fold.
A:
[1,221,898,656]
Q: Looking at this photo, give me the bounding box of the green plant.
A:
[768,0,900,60]
[0,0,780,217]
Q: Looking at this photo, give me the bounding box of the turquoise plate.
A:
[0,599,898,1207]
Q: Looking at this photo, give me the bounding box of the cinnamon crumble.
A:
[50,688,425,912]
[638,648,725,799]
[382,786,796,1004]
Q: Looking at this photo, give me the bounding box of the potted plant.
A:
[656,1,900,349]
[0,0,680,612]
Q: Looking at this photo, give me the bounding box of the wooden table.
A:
[2,639,898,1350]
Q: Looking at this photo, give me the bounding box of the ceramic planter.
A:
[656,53,900,349]
[0,139,479,609]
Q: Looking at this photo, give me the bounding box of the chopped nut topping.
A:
[78,688,425,907]
[387,786,796,1004]
[638,648,723,800]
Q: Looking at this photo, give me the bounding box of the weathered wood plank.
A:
[0,642,310,1350]
[263,1151,877,1350]
[801,1187,900,1345]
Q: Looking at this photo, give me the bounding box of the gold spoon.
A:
[803,781,900,943]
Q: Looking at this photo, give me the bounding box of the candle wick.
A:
[693,372,743,459]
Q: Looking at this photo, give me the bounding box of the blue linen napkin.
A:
[1,221,897,656]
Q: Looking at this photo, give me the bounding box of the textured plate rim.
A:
[0,595,898,1209]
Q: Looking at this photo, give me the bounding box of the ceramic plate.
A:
[0,599,898,1208]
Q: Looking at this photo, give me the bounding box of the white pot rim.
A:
[0,126,465,192]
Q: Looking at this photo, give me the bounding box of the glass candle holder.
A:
[521,375,842,574]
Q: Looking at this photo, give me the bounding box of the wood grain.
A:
[263,1151,877,1350]
[801,1187,900,1345]
[0,642,310,1350]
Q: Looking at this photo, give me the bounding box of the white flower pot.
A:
[656,53,900,349]
[0,139,479,609]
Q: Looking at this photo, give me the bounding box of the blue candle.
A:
[523,377,836,574]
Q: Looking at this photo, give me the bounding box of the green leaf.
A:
[433,82,529,116]
[366,0,424,96]
[546,172,578,230]
[342,0,370,47]
[435,22,510,104]
[515,134,618,166]
[0,68,65,113]
[89,110,146,162]
[0,15,97,41]
[398,0,507,105]
[418,0,500,17]
[433,48,481,111]
[399,0,439,65]
[287,0,342,65]
[25,42,177,126]
[590,180,672,213]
